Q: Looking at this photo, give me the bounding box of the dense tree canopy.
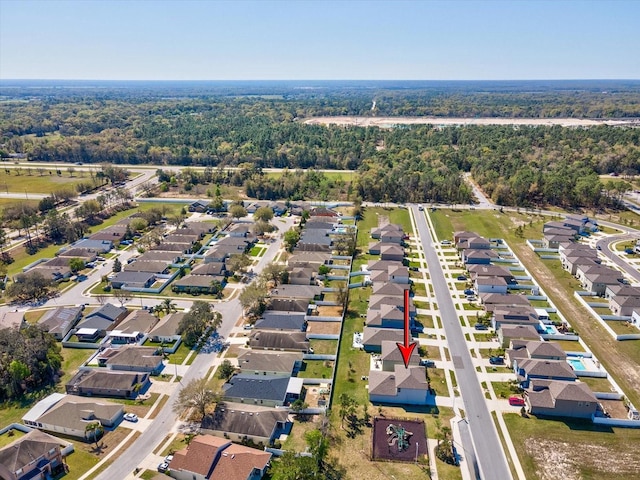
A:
[0,325,62,401]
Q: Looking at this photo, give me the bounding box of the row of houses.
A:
[111,221,216,290]
[454,231,606,419]
[360,222,433,405]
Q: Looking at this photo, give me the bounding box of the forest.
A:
[1,82,639,208]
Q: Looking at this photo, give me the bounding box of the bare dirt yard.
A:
[307,321,342,335]
[316,305,344,317]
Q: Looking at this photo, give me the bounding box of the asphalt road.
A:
[93,215,295,480]
[411,204,512,480]
[596,234,640,283]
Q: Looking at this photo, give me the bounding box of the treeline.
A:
[0,325,62,401]
[1,96,640,207]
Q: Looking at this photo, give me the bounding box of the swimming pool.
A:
[568,358,586,371]
[544,325,558,334]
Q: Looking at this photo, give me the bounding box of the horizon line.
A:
[2,78,640,82]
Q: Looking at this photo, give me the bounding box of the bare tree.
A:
[173,377,219,420]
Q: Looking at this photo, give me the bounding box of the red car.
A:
[509,396,525,406]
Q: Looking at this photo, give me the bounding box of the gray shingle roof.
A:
[201,402,289,439]
[255,312,306,331]
[222,374,289,402]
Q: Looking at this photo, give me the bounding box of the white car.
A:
[123,413,138,422]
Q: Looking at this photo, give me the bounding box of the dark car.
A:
[489,356,505,365]
[420,359,435,367]
[457,275,467,281]
[474,323,488,331]
[464,289,475,295]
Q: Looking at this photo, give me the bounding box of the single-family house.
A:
[168,434,271,480]
[362,327,405,353]
[222,374,301,407]
[188,199,210,213]
[57,248,98,262]
[457,236,491,251]
[380,244,404,262]
[497,324,541,348]
[137,251,182,264]
[150,242,191,253]
[22,265,71,282]
[0,429,69,480]
[526,379,598,419]
[575,263,618,285]
[108,309,158,344]
[287,251,331,268]
[467,264,515,283]
[183,221,217,235]
[165,233,201,244]
[254,311,306,332]
[266,298,310,313]
[269,285,322,302]
[515,358,577,388]
[173,275,224,294]
[475,276,509,294]
[0,311,25,330]
[248,331,310,353]
[71,239,113,253]
[461,249,499,265]
[124,261,169,274]
[201,403,291,446]
[380,340,420,371]
[110,271,155,289]
[237,351,302,377]
[191,262,226,276]
[288,266,315,285]
[97,346,164,375]
[492,306,540,331]
[368,364,431,405]
[480,293,531,312]
[89,224,128,242]
[149,312,185,343]
[38,306,83,340]
[22,393,123,441]
[610,295,640,316]
[507,340,566,366]
[298,230,332,252]
[66,370,150,399]
[367,304,408,330]
[583,272,624,296]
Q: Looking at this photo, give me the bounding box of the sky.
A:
[0,0,639,80]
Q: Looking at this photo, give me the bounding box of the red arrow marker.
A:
[396,288,417,368]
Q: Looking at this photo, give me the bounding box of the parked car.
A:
[464,289,475,295]
[165,454,174,463]
[489,356,505,365]
[440,240,451,246]
[124,413,138,422]
[158,462,169,473]
[466,295,477,302]
[508,396,525,406]
[420,359,436,367]
[474,323,488,331]
[457,275,467,281]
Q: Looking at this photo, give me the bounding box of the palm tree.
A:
[85,422,102,448]
[161,299,177,315]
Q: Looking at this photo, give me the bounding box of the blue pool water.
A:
[568,358,586,371]
[544,325,557,334]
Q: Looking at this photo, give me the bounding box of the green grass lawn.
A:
[551,339,586,352]
[59,347,94,387]
[0,170,86,194]
[167,341,193,365]
[297,360,334,380]
[491,381,521,399]
[309,339,338,355]
[504,413,640,480]
[0,428,26,447]
[578,376,615,392]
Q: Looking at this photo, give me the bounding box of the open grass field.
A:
[356,206,413,248]
[0,198,39,209]
[58,347,94,387]
[429,208,640,409]
[0,170,87,194]
[504,413,640,480]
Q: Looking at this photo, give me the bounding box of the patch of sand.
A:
[304,116,639,128]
